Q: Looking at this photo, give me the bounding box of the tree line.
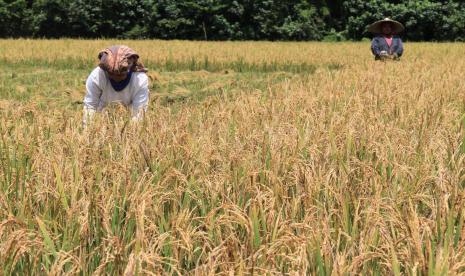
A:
[1,0,464,41]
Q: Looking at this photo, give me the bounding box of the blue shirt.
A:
[371,35,404,58]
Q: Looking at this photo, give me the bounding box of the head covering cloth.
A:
[368,18,405,34]
[98,45,147,74]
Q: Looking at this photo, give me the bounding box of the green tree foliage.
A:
[0,0,33,37]
[149,0,233,40]
[0,0,464,41]
[344,0,465,41]
[148,0,327,40]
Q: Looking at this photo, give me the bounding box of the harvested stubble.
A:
[1,39,465,274]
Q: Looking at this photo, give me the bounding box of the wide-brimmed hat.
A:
[368,18,405,34]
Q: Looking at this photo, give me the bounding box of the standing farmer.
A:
[368,18,404,60]
[83,45,149,125]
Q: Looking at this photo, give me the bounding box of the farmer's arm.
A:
[131,74,149,121]
[371,37,382,56]
[83,68,104,125]
[395,38,404,57]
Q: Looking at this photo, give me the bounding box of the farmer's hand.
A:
[82,106,96,128]
[131,107,146,123]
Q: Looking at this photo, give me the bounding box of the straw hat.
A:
[368,18,405,34]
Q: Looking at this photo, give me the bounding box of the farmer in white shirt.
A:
[83,45,149,125]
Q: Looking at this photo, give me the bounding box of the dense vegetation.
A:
[1,0,464,41]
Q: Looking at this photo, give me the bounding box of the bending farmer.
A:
[83,45,149,125]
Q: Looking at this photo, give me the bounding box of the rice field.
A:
[1,39,465,275]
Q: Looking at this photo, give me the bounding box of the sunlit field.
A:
[1,39,465,275]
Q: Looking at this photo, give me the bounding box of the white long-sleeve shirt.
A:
[83,67,149,124]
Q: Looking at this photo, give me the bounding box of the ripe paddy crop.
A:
[1,39,465,274]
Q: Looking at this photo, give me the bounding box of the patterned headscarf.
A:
[98,45,147,74]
